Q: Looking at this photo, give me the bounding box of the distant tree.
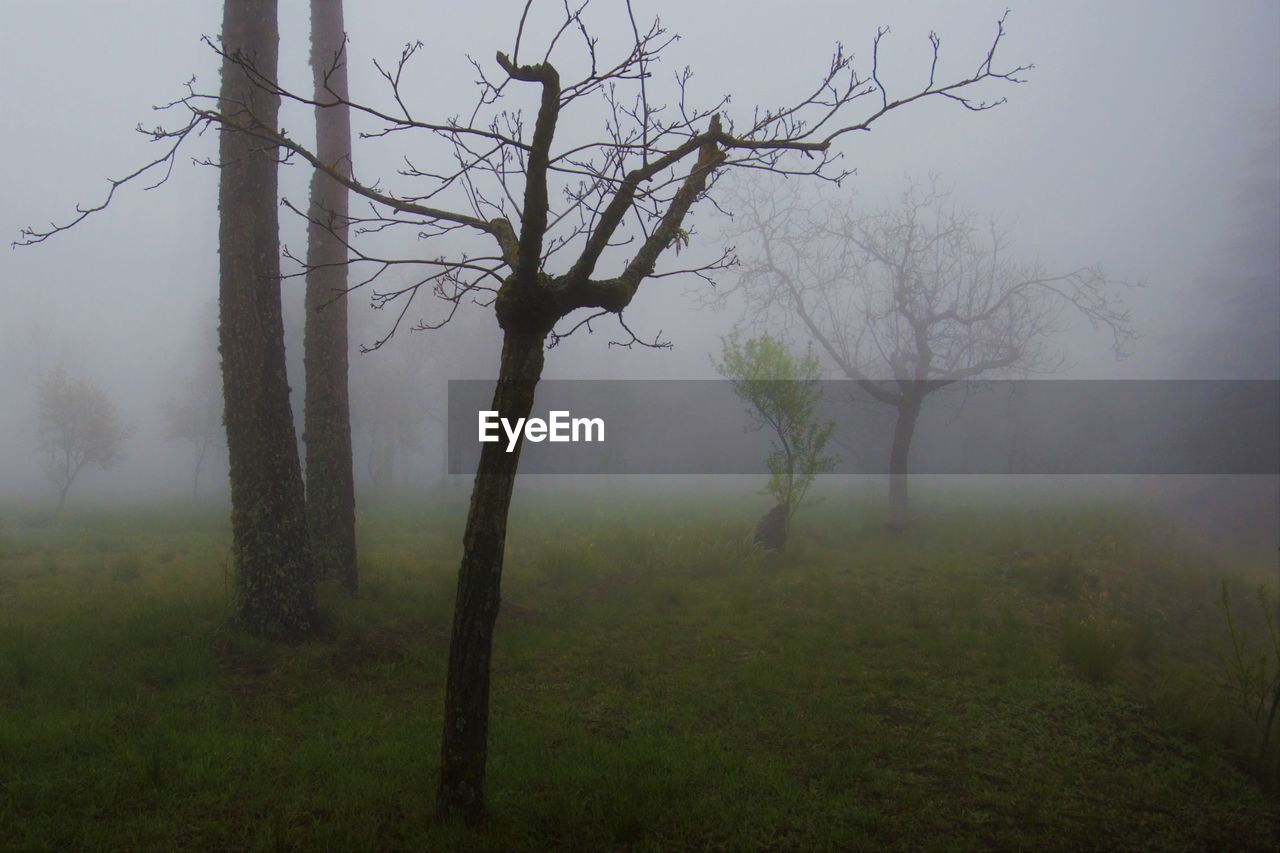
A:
[730,178,1133,526]
[1164,109,1280,556]
[163,359,224,500]
[16,2,317,638]
[18,0,1030,819]
[348,302,497,497]
[302,0,358,594]
[350,340,428,496]
[1179,108,1280,379]
[35,365,126,512]
[715,332,836,551]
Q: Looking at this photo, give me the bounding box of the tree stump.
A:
[753,502,790,554]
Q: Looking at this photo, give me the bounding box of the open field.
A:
[1,487,1277,850]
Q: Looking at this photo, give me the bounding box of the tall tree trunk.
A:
[437,330,545,820]
[218,0,317,639]
[888,397,922,528]
[303,0,358,594]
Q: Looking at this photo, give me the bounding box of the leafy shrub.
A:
[1216,579,1280,776]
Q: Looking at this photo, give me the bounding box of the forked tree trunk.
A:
[887,396,922,528]
[437,329,545,820]
[218,0,317,639]
[303,0,358,594]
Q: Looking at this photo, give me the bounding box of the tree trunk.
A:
[54,455,84,516]
[192,435,208,501]
[55,477,72,514]
[303,0,358,594]
[754,501,790,553]
[218,0,317,639]
[888,397,921,528]
[437,330,545,820]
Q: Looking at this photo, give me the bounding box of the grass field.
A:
[1,485,1277,850]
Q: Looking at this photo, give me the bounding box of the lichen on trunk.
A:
[436,328,546,819]
[218,0,317,639]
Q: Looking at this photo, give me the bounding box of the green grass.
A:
[0,489,1276,850]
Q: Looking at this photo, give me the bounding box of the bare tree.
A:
[349,300,497,497]
[163,357,224,500]
[304,0,359,594]
[1179,107,1279,380]
[17,1,1029,819]
[35,365,126,513]
[350,334,429,496]
[729,178,1134,526]
[34,0,322,636]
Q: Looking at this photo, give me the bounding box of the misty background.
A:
[2,0,1277,504]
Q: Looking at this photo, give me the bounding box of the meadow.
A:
[1,483,1277,850]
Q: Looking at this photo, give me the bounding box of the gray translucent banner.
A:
[447,380,1279,475]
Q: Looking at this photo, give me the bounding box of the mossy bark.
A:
[437,328,545,820]
[303,0,358,594]
[218,0,317,639]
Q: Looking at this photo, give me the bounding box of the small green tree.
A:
[35,365,126,512]
[715,333,837,549]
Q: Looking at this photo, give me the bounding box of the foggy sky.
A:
[2,0,1277,501]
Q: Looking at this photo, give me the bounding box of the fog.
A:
[2,0,1277,506]
[4,3,1280,844]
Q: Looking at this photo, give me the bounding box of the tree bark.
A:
[55,477,72,514]
[437,329,545,820]
[888,396,922,528]
[192,433,209,500]
[218,0,317,639]
[303,0,358,594]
